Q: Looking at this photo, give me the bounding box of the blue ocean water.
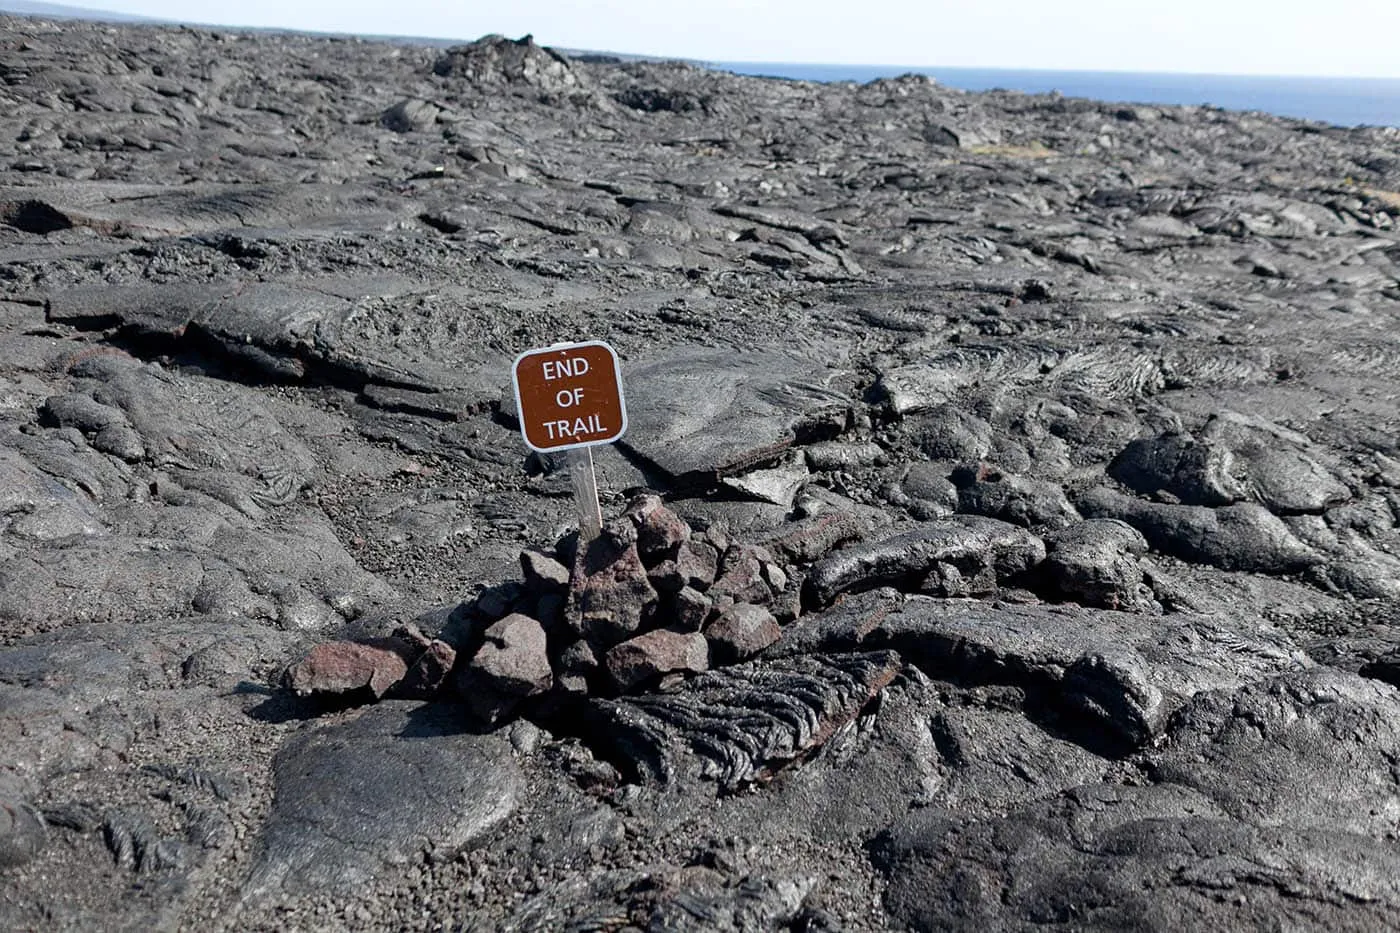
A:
[712,63,1400,129]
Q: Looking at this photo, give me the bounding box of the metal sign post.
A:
[511,340,627,544]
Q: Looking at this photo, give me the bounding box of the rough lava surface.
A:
[3,18,1400,932]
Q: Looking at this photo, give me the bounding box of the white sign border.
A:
[510,339,629,454]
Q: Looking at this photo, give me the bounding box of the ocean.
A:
[711,63,1400,129]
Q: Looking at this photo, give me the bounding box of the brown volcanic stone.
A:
[647,558,685,595]
[469,613,553,697]
[625,494,691,565]
[676,539,720,589]
[605,629,709,692]
[706,604,781,664]
[672,586,713,632]
[283,638,416,698]
[648,541,722,596]
[397,639,456,698]
[555,638,599,696]
[520,548,570,593]
[710,544,781,607]
[569,532,659,650]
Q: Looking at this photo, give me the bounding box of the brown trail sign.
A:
[512,341,627,453]
[512,341,628,541]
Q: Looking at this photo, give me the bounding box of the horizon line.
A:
[4,7,1400,84]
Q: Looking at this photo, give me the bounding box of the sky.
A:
[58,0,1400,79]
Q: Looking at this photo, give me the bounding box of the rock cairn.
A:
[284,494,835,721]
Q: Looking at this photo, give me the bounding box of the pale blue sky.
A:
[77,0,1400,78]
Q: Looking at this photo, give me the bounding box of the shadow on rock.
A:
[244,687,375,724]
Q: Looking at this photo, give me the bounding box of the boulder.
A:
[520,548,570,593]
[604,629,709,692]
[670,586,713,632]
[467,614,553,697]
[709,544,785,609]
[397,639,456,699]
[624,495,691,564]
[568,532,659,650]
[706,604,781,664]
[282,638,416,699]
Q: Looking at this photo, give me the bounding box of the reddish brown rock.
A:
[520,548,570,593]
[605,629,709,692]
[705,604,781,664]
[698,523,731,555]
[569,533,659,650]
[760,559,789,593]
[710,544,782,607]
[283,638,416,698]
[555,638,599,696]
[672,586,713,632]
[647,558,685,595]
[397,639,457,698]
[625,494,691,564]
[651,539,721,593]
[676,538,720,590]
[469,613,553,697]
[456,613,554,725]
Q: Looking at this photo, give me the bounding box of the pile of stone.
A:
[282,487,1175,722]
[283,494,816,722]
